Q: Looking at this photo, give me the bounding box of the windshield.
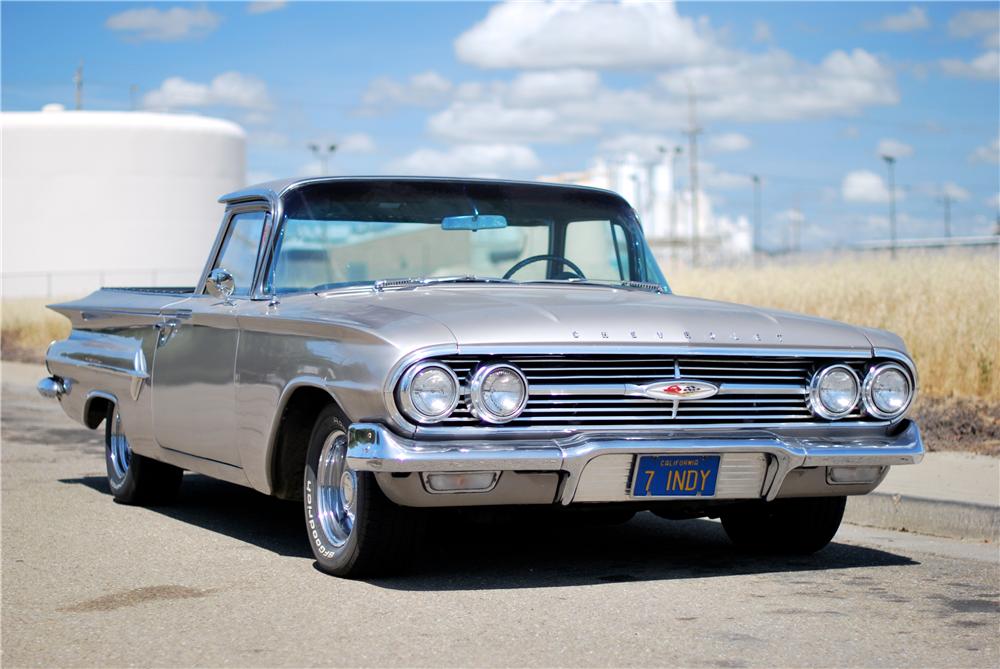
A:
[266,180,668,294]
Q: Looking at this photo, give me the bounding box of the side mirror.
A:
[207,268,236,303]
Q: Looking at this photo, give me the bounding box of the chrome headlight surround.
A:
[862,362,914,420]
[396,361,459,424]
[469,363,529,424]
[808,364,861,420]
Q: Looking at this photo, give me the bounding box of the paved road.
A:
[2,364,998,668]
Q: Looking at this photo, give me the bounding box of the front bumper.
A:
[347,421,924,506]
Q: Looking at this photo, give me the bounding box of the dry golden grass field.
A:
[2,249,998,451]
[668,249,1000,401]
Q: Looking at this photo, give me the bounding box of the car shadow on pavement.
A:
[61,474,918,588]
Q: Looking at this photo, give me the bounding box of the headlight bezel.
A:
[809,364,861,420]
[397,361,460,424]
[469,362,529,424]
[862,362,914,420]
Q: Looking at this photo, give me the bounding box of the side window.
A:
[564,220,629,281]
[214,211,267,297]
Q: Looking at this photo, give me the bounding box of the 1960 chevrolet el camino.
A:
[39,177,923,577]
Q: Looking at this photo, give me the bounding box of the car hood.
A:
[352,284,875,351]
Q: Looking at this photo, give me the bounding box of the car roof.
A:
[218,175,625,206]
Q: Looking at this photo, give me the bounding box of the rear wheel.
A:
[105,404,183,505]
[720,496,846,554]
[303,405,422,577]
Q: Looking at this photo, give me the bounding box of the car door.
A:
[151,206,270,466]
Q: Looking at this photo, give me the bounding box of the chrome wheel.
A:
[315,429,356,548]
[107,409,132,486]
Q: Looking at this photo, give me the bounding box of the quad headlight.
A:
[809,364,861,420]
[469,363,529,424]
[862,362,913,420]
[397,361,459,423]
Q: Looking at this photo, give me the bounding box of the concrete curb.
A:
[845,492,999,543]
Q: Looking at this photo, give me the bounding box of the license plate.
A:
[631,455,721,497]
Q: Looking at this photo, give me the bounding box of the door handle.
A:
[155,319,180,347]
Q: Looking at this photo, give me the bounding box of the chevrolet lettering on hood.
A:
[38,176,923,578]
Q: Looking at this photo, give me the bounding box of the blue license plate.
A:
[631,455,721,497]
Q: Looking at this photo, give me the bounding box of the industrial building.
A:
[540,154,752,265]
[1,108,246,297]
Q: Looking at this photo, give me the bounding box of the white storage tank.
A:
[1,109,246,297]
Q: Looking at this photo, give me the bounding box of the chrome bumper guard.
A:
[346,422,924,505]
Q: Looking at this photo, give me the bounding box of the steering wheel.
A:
[503,254,587,280]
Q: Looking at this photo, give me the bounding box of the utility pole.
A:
[685,85,702,265]
[309,143,338,175]
[73,61,83,110]
[751,174,761,262]
[660,145,683,264]
[940,193,953,238]
[129,84,139,111]
[882,154,897,258]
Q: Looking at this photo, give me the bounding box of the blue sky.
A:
[2,1,998,250]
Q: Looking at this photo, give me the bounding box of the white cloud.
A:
[106,6,220,42]
[842,170,903,204]
[868,6,930,32]
[361,71,452,111]
[598,133,678,162]
[427,46,897,145]
[970,136,1000,164]
[386,144,541,178]
[247,1,287,14]
[143,72,271,110]
[339,133,376,154]
[247,130,288,148]
[428,101,598,143]
[658,48,898,122]
[700,162,751,190]
[942,182,970,201]
[454,0,719,69]
[708,133,751,152]
[506,70,601,105]
[753,20,773,43]
[775,208,805,223]
[940,50,1000,79]
[876,138,914,158]
[948,9,1000,49]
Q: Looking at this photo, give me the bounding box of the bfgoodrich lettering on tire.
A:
[303,405,422,577]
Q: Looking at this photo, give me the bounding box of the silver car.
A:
[39,177,923,577]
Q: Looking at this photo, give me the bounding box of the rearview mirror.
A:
[441,214,507,231]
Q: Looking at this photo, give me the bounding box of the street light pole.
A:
[751,174,761,262]
[882,154,897,259]
[309,142,338,175]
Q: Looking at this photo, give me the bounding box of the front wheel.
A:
[105,404,183,505]
[303,406,422,577]
[720,496,846,554]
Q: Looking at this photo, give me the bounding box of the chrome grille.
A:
[434,354,870,428]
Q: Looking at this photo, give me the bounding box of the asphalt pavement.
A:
[2,362,998,668]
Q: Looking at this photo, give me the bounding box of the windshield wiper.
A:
[523,279,666,294]
[372,275,516,292]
